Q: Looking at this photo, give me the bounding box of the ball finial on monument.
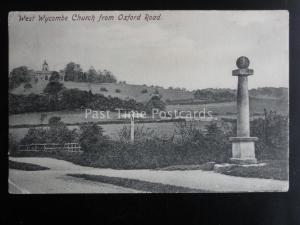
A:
[236,56,250,69]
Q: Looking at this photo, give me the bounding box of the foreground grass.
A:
[156,162,215,171]
[9,160,49,171]
[68,174,212,193]
[219,160,288,181]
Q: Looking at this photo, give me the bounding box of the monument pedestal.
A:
[229,137,258,164]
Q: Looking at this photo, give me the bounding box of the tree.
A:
[9,66,32,89]
[64,62,82,81]
[20,118,77,145]
[145,95,166,113]
[77,72,87,82]
[59,88,90,110]
[79,123,109,153]
[44,81,64,96]
[103,70,117,83]
[44,80,65,111]
[21,127,48,144]
[87,67,98,83]
[24,83,32,90]
[49,71,60,82]
[46,117,77,144]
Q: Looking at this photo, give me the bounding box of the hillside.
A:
[11,80,194,103]
[10,80,288,104]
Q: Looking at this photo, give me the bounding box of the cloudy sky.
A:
[9,11,288,90]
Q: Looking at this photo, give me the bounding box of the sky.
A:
[9,11,289,90]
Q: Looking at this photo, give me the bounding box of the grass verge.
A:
[156,162,215,171]
[9,160,49,171]
[219,160,288,180]
[68,173,212,193]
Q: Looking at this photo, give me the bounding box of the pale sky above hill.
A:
[9,11,288,90]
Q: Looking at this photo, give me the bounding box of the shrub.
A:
[165,99,171,103]
[49,71,61,82]
[82,121,232,169]
[115,89,121,93]
[79,123,110,153]
[9,134,19,155]
[48,116,62,125]
[117,125,156,144]
[21,127,48,144]
[44,81,64,95]
[141,89,148,94]
[145,95,166,113]
[24,83,32,89]
[20,119,77,145]
[9,66,32,89]
[251,110,288,160]
[100,87,108,92]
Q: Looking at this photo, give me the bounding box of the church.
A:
[34,60,65,82]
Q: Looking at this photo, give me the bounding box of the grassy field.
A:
[9,96,288,127]
[9,120,211,141]
[9,111,122,126]
[166,97,288,115]
[9,160,49,171]
[9,96,288,142]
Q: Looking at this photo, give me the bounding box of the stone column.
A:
[229,56,258,164]
[130,112,135,143]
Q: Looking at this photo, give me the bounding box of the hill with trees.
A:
[9,63,288,105]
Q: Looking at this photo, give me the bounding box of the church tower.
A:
[42,60,49,71]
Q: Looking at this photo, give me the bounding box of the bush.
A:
[100,87,108,92]
[74,121,232,169]
[79,123,110,153]
[117,125,156,144]
[17,120,233,169]
[9,134,19,155]
[48,116,61,125]
[141,89,148,94]
[145,95,166,113]
[115,89,121,93]
[9,66,32,89]
[20,119,77,145]
[251,110,288,160]
[44,81,64,95]
[24,83,32,89]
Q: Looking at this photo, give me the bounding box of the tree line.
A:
[9,62,117,90]
[63,62,117,83]
[193,88,236,102]
[193,87,288,102]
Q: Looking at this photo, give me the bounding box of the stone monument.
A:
[229,56,258,164]
[130,111,135,143]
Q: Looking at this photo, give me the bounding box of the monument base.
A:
[229,137,258,164]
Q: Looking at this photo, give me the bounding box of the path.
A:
[9,157,288,193]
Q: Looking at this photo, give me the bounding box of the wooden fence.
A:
[18,143,82,153]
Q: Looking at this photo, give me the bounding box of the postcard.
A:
[8,11,289,193]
